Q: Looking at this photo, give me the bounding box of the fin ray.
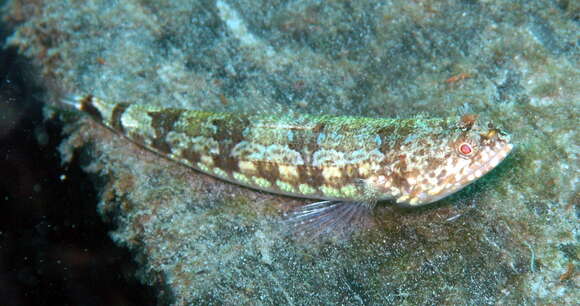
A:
[284,201,373,240]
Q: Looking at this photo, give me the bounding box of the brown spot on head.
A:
[409,186,423,198]
[460,114,478,130]
[391,173,410,194]
[395,154,408,172]
[393,116,512,206]
[480,128,499,141]
[442,175,458,186]
[405,169,421,179]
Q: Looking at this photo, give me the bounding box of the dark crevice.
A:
[0,43,157,305]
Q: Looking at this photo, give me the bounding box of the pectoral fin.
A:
[283,200,374,240]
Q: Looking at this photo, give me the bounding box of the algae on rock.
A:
[2,0,578,304]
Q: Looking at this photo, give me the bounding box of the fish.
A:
[66,94,513,235]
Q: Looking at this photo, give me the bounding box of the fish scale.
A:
[69,95,512,209]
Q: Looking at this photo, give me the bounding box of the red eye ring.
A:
[459,143,473,155]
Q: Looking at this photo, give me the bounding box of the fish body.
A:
[71,95,512,208]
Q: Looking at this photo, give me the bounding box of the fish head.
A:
[394,115,513,206]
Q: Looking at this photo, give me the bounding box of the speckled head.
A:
[396,115,513,206]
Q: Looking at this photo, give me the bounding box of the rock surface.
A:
[3,0,578,304]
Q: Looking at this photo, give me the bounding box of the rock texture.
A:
[3,0,577,304]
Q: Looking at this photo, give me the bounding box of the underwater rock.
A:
[3,0,577,304]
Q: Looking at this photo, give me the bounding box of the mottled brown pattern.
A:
[180,148,201,166]
[73,95,513,206]
[148,109,184,154]
[391,172,410,195]
[285,129,310,154]
[299,165,328,188]
[255,161,280,185]
[209,116,249,144]
[111,103,130,132]
[213,156,240,174]
[149,110,184,135]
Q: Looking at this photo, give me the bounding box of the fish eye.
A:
[458,143,473,156]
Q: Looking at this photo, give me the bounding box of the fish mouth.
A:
[461,142,513,185]
[407,141,513,206]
